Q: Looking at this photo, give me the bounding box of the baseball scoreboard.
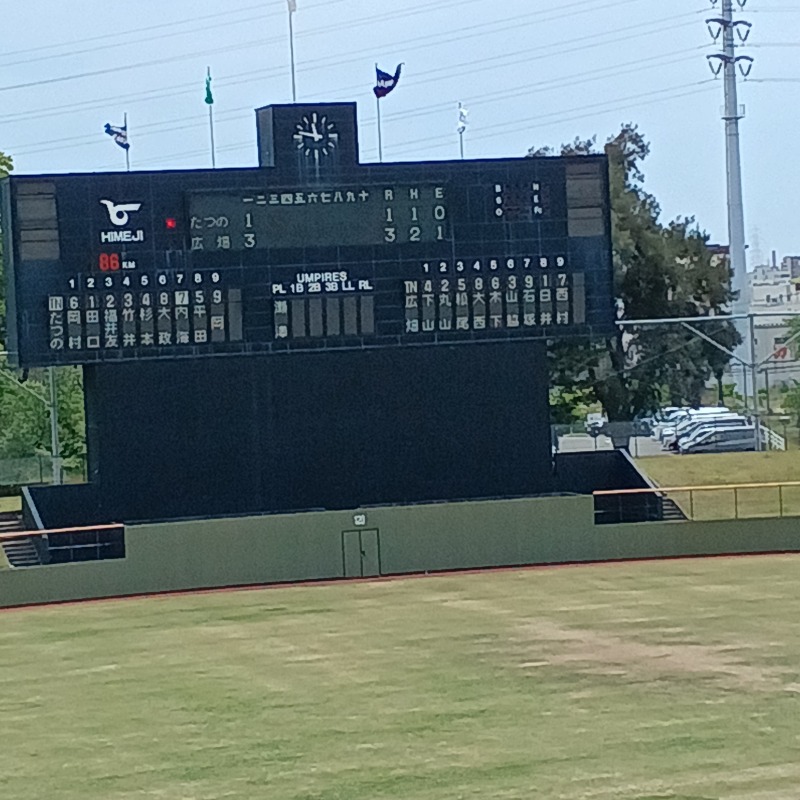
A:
[1,103,614,369]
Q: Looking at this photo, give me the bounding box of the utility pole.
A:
[707,0,754,427]
[287,0,298,102]
[48,368,62,485]
[707,0,753,313]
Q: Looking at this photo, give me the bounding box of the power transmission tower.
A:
[706,0,753,315]
[707,0,755,429]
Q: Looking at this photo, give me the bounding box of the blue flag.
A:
[104,122,129,150]
[373,63,402,99]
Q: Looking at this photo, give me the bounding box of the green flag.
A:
[204,70,214,105]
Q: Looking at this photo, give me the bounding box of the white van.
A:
[658,407,731,444]
[665,412,745,450]
[650,407,688,441]
[671,416,748,451]
[679,426,757,454]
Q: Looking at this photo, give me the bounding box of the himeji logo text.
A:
[100,199,142,226]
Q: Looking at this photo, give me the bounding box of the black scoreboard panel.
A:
[3,156,613,369]
[84,341,553,520]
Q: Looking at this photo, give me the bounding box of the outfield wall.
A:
[2,494,800,608]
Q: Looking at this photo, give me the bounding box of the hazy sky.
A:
[2,0,798,263]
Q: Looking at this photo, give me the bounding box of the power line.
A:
[0,6,269,67]
[386,81,717,158]
[2,6,699,135]
[0,0,338,62]
[8,42,703,157]
[0,0,658,94]
[1,0,641,66]
[99,81,717,170]
[6,12,702,153]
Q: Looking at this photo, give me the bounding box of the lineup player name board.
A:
[1,104,613,368]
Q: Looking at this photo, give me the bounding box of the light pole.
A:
[0,356,61,485]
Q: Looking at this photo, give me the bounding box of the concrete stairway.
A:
[661,497,688,521]
[0,512,42,567]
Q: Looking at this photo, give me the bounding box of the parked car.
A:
[664,412,746,451]
[678,425,757,454]
[670,417,748,452]
[650,407,687,441]
[584,412,608,437]
[631,412,654,436]
[657,406,731,445]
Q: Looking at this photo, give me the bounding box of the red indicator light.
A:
[165,217,177,230]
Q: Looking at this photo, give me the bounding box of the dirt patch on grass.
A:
[516,619,783,691]
[579,762,800,800]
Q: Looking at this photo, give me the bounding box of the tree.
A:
[0,151,86,472]
[0,365,86,470]
[531,125,741,420]
[0,150,13,345]
[781,380,800,433]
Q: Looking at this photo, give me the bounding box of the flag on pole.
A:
[205,69,214,105]
[287,0,297,12]
[457,102,469,134]
[104,122,129,150]
[373,63,402,98]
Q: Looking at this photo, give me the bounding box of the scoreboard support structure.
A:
[2,102,614,525]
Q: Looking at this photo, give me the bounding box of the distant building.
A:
[746,252,800,388]
[782,255,800,279]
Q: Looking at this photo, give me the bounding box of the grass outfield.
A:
[637,451,800,519]
[638,450,800,488]
[0,496,21,514]
[3,560,800,798]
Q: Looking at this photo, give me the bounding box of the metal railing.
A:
[0,523,125,566]
[594,480,800,524]
[761,425,786,451]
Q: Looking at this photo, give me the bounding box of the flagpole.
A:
[376,96,384,162]
[124,112,130,172]
[375,64,383,162]
[288,2,297,102]
[207,67,216,168]
[457,102,468,161]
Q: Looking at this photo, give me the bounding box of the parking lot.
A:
[556,433,669,458]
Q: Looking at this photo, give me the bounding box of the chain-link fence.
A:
[0,456,87,487]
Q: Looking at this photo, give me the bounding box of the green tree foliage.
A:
[530,125,741,420]
[0,365,86,467]
[783,316,800,358]
[781,380,800,432]
[0,150,86,469]
[0,150,13,344]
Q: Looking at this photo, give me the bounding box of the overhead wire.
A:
[6,12,703,153]
[100,81,718,170]
[0,0,666,94]
[0,0,349,63]
[387,81,718,158]
[0,0,637,66]
[8,44,703,157]
[3,8,700,125]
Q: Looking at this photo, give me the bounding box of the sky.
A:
[2,0,799,264]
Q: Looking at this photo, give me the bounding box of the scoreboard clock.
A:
[1,102,614,369]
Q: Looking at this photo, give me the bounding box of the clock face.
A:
[293,112,339,165]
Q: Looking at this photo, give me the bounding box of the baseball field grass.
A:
[0,496,21,513]
[2,556,800,799]
[638,451,800,520]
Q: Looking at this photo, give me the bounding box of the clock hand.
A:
[295,130,321,140]
[310,121,322,141]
